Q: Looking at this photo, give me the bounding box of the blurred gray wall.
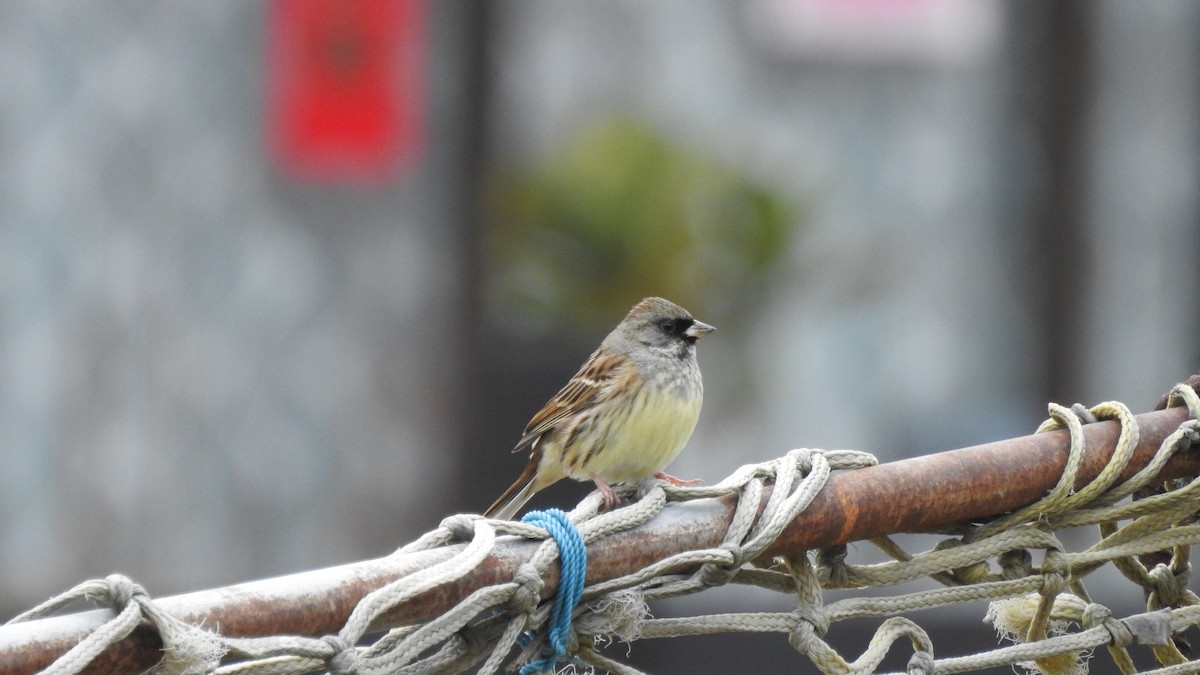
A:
[0,2,479,603]
[2,1,1199,672]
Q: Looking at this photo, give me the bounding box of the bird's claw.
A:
[593,478,622,511]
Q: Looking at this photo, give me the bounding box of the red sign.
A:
[266,0,426,182]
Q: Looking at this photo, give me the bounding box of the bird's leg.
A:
[591,477,621,511]
[654,472,703,487]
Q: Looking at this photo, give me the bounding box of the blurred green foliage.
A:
[486,119,799,333]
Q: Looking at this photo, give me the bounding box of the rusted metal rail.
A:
[2,406,1197,675]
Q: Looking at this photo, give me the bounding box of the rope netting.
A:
[7,384,1200,675]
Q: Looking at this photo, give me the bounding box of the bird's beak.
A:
[685,320,714,339]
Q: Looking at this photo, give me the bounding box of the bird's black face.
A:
[636,312,705,360]
[657,317,699,345]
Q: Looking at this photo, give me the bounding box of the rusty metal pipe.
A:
[1,406,1196,675]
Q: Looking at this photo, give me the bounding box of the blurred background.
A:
[2,0,1199,671]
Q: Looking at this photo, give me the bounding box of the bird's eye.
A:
[659,320,677,334]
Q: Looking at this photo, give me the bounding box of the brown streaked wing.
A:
[510,350,625,453]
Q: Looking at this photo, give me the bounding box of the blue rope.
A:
[519,508,587,674]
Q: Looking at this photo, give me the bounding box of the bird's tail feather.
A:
[483,463,539,520]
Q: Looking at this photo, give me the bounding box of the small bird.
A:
[484,297,713,520]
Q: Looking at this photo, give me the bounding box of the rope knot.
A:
[440,514,479,542]
[1147,563,1188,607]
[509,563,544,615]
[787,604,830,655]
[907,650,936,675]
[1081,603,1133,648]
[792,604,830,637]
[1039,549,1069,597]
[88,574,144,610]
[322,635,360,674]
[697,543,745,587]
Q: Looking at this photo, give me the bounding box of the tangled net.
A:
[8,384,1200,675]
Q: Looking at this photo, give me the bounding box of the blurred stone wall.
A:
[0,3,471,611]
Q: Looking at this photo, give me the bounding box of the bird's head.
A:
[611,297,713,359]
